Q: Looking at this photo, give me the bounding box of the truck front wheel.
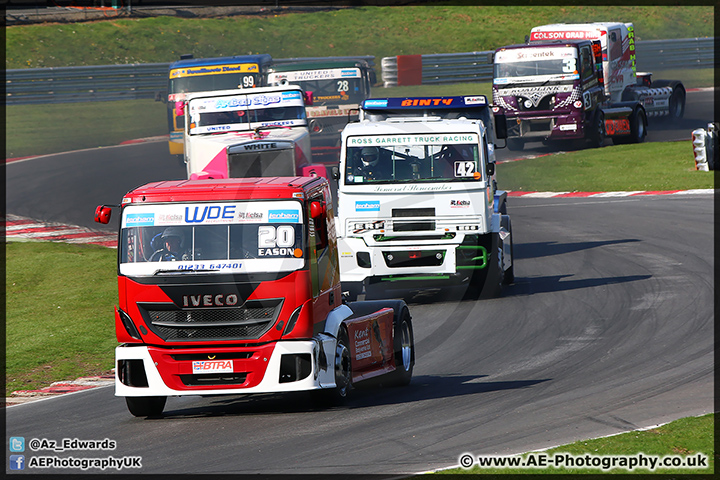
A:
[385,307,415,387]
[126,396,166,417]
[313,327,352,406]
[507,138,524,151]
[587,110,605,148]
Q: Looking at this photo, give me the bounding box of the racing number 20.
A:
[258,226,296,248]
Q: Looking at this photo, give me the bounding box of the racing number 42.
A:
[454,161,476,177]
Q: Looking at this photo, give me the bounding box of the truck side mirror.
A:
[95,205,113,224]
[486,162,496,177]
[175,101,185,117]
[331,166,340,181]
[310,200,326,219]
[304,91,313,106]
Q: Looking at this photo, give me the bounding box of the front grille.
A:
[140,299,283,342]
[179,373,248,386]
[392,208,435,217]
[393,221,435,232]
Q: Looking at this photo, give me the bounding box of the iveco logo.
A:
[243,143,278,151]
[182,294,239,307]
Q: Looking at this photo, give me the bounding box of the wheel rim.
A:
[399,321,412,371]
[334,341,351,396]
[637,114,646,139]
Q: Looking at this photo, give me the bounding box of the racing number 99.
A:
[241,75,255,88]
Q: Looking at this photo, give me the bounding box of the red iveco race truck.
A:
[95,176,415,417]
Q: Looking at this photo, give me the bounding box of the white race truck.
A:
[182,85,325,179]
[336,96,514,300]
[493,22,686,150]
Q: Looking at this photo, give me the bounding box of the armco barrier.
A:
[381,37,714,87]
[5,39,713,103]
[5,55,375,106]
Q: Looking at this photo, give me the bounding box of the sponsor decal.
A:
[464,96,487,105]
[451,200,471,208]
[605,118,631,136]
[251,94,282,107]
[268,210,301,223]
[530,30,602,41]
[185,205,237,224]
[363,99,388,108]
[347,134,477,146]
[401,98,454,106]
[192,360,233,374]
[355,201,381,212]
[125,213,155,226]
[170,63,259,78]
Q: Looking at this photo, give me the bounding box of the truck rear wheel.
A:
[125,396,166,417]
[668,85,686,120]
[385,307,414,387]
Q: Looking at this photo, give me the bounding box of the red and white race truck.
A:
[493,22,686,150]
[182,85,326,180]
[95,176,414,417]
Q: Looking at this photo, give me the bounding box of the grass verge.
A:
[497,140,715,193]
[5,241,118,396]
[440,413,714,475]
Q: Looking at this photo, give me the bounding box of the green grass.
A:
[6,99,168,158]
[5,242,118,395]
[6,5,713,69]
[442,413,714,475]
[5,5,714,159]
[497,141,715,193]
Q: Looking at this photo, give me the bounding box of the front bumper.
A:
[115,339,335,397]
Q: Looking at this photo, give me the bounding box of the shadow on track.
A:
[141,375,550,419]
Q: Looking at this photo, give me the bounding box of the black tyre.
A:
[312,326,352,406]
[587,110,605,148]
[612,108,647,145]
[126,396,166,417]
[507,138,524,151]
[478,233,503,299]
[500,216,514,285]
[668,85,686,120]
[385,307,414,387]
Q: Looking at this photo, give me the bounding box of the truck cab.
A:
[267,57,376,165]
[336,96,514,300]
[95,177,414,416]
[494,22,686,150]
[183,85,323,180]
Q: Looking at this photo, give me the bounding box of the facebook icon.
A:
[10,455,25,470]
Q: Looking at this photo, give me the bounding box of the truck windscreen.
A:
[119,201,305,276]
[494,47,579,83]
[268,68,366,106]
[344,134,482,184]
